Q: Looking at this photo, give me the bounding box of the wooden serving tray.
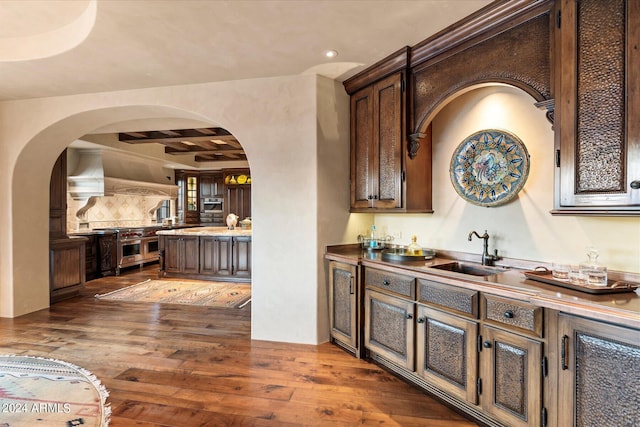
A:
[524,268,638,294]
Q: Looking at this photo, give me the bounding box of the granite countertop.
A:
[157,226,252,237]
[325,245,640,330]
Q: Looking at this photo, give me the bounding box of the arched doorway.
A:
[2,76,349,345]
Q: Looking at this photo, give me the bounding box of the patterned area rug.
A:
[95,279,251,308]
[0,355,110,426]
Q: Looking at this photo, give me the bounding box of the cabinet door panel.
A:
[199,237,216,275]
[183,236,199,274]
[329,262,358,350]
[416,305,478,404]
[374,73,402,209]
[558,314,640,427]
[164,236,181,273]
[556,0,640,209]
[233,236,251,278]
[351,86,374,209]
[213,236,233,276]
[365,290,414,370]
[481,327,541,427]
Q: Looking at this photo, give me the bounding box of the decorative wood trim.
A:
[410,0,554,69]
[408,133,425,159]
[534,98,555,126]
[343,47,409,95]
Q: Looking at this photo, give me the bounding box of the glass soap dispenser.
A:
[406,235,423,256]
[579,247,608,286]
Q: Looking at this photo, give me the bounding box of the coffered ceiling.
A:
[119,127,246,162]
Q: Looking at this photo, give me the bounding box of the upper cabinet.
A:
[350,72,403,210]
[175,170,200,224]
[344,0,640,216]
[200,172,223,198]
[344,48,432,213]
[554,0,640,214]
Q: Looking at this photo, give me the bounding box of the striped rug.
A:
[95,279,251,308]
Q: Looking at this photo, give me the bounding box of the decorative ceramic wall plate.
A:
[450,129,530,207]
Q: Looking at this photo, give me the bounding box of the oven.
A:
[202,197,224,224]
[203,197,223,212]
[115,227,161,274]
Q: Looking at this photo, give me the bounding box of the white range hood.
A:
[68,149,178,200]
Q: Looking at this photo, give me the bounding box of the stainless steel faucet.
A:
[468,230,500,266]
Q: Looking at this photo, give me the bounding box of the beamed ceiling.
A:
[119,128,246,163]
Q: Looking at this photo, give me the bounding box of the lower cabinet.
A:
[558,314,640,427]
[163,235,200,274]
[328,261,360,356]
[360,266,547,427]
[160,234,251,281]
[416,305,478,404]
[98,232,117,276]
[200,236,233,276]
[364,289,415,370]
[49,236,87,303]
[331,260,640,427]
[479,326,542,427]
[200,235,251,279]
[232,236,252,279]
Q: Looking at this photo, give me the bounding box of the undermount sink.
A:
[431,261,508,277]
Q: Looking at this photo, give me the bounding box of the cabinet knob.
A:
[416,317,425,323]
[382,280,391,286]
[406,313,413,320]
[504,310,514,319]
[483,341,492,349]
[631,180,640,190]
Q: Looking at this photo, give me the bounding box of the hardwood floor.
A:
[0,265,478,426]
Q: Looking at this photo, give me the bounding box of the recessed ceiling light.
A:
[324,50,338,58]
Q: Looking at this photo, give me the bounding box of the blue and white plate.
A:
[450,129,530,207]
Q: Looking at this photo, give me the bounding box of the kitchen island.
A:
[157,226,251,282]
[326,245,640,427]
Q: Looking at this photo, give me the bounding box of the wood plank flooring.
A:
[0,265,479,426]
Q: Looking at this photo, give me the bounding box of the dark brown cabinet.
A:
[224,170,251,220]
[163,235,199,274]
[232,235,251,279]
[200,236,232,277]
[49,149,86,303]
[200,173,223,198]
[344,48,433,213]
[200,235,250,279]
[98,232,117,276]
[557,314,640,427]
[350,72,403,210]
[554,0,640,213]
[226,185,251,220]
[328,261,360,357]
[161,234,251,281]
[175,170,200,224]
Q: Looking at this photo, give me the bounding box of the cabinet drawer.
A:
[482,294,543,338]
[418,279,478,318]
[365,268,415,299]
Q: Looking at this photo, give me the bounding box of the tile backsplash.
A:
[67,194,168,231]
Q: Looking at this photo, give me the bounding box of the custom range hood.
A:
[68,149,178,200]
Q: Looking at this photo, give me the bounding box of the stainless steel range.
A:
[106,226,161,275]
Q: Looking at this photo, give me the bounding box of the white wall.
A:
[0,75,351,346]
[375,86,640,273]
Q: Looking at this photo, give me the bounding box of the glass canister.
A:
[406,235,423,256]
[579,247,608,286]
